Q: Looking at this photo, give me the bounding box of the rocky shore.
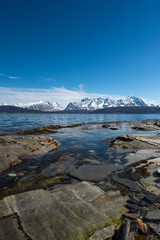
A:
[0,119,160,239]
[0,136,60,172]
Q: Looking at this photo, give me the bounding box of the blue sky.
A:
[0,0,160,106]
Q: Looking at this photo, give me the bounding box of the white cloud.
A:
[0,73,22,80]
[0,86,158,107]
[0,86,126,107]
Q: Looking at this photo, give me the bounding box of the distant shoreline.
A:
[1,106,160,114]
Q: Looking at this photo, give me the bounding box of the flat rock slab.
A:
[0,136,60,172]
[0,181,127,240]
[17,124,83,135]
[112,175,142,192]
[125,149,160,166]
[111,134,160,149]
[70,164,123,182]
[132,125,160,131]
[145,210,160,221]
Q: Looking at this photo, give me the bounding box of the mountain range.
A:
[0,96,158,112]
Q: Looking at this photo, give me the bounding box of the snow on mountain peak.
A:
[66,96,147,110]
[17,101,64,111]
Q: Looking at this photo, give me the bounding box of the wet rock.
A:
[102,124,111,128]
[156,168,160,176]
[138,200,150,207]
[41,160,75,177]
[70,164,123,182]
[112,175,142,193]
[109,127,119,130]
[111,134,160,149]
[17,123,83,135]
[125,149,160,166]
[0,136,60,173]
[143,195,160,205]
[88,225,115,240]
[41,160,76,177]
[132,125,160,131]
[114,220,135,240]
[125,203,139,212]
[84,159,101,164]
[0,182,127,240]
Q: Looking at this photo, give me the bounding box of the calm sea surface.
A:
[0,113,160,132]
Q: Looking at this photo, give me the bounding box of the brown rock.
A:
[0,136,60,172]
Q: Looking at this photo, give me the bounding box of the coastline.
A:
[0,118,160,239]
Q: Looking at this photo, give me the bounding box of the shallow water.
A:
[0,113,160,198]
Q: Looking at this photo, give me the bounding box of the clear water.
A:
[0,113,160,197]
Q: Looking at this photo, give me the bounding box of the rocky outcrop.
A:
[0,136,60,172]
[17,124,83,135]
[0,182,127,240]
[132,125,160,131]
[111,134,160,149]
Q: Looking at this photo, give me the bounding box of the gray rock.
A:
[112,175,142,192]
[0,181,127,240]
[0,215,27,240]
[41,160,76,177]
[70,164,123,182]
[148,223,160,237]
[132,125,160,131]
[145,210,160,221]
[111,134,160,149]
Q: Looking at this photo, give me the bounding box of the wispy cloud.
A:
[0,86,158,107]
[0,86,126,107]
[0,73,23,80]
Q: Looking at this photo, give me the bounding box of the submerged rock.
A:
[0,181,127,240]
[0,136,60,172]
[70,164,123,182]
[17,123,83,135]
[132,125,160,131]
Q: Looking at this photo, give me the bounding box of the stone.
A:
[148,223,160,237]
[88,225,115,240]
[41,160,76,178]
[102,124,111,128]
[0,181,127,240]
[0,136,60,173]
[125,149,160,166]
[111,134,160,149]
[8,173,17,177]
[0,215,27,240]
[132,125,160,131]
[17,123,83,135]
[109,127,118,130]
[70,164,123,182]
[112,175,142,193]
[145,210,160,221]
[156,168,160,176]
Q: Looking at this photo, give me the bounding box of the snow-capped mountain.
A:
[17,101,64,112]
[66,96,147,111]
